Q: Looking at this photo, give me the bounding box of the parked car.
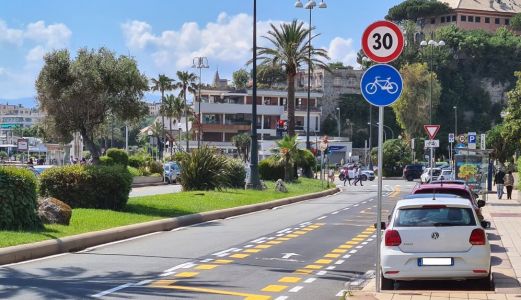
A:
[438,169,454,181]
[420,168,442,183]
[402,164,423,181]
[411,183,486,222]
[163,162,181,184]
[360,168,375,181]
[380,196,491,290]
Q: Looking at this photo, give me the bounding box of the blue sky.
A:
[0,0,402,105]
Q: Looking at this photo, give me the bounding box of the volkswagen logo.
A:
[431,232,440,240]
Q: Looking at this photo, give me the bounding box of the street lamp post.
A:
[295,0,326,150]
[453,105,458,137]
[420,39,445,174]
[192,56,209,150]
[247,0,262,189]
[377,122,395,139]
[336,107,341,138]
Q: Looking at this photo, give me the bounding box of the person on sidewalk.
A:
[353,166,364,186]
[494,168,506,199]
[505,171,515,200]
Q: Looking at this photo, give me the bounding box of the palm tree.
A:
[256,20,330,137]
[174,71,198,152]
[151,74,175,158]
[272,135,300,182]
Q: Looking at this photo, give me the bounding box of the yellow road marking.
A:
[316,223,326,225]
[286,234,299,238]
[301,228,314,231]
[339,245,353,249]
[308,226,320,229]
[325,253,341,258]
[175,272,198,278]
[149,280,271,300]
[332,249,347,254]
[195,264,218,270]
[276,237,291,241]
[304,264,323,270]
[255,245,272,249]
[357,234,369,238]
[346,241,359,245]
[293,231,307,234]
[278,276,301,283]
[352,238,364,241]
[262,284,288,292]
[315,259,333,264]
[214,259,233,264]
[294,269,313,274]
[362,231,373,235]
[230,253,250,259]
[266,241,282,245]
[244,249,262,253]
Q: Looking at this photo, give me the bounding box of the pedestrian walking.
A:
[505,171,515,200]
[341,168,351,186]
[353,166,364,186]
[494,168,506,199]
[328,168,335,184]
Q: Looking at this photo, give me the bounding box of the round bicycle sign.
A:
[362,20,404,63]
[360,64,403,107]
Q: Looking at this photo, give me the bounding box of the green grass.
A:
[0,178,328,248]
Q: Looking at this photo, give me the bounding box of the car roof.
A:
[430,180,465,185]
[403,193,464,199]
[396,197,472,209]
[414,183,469,191]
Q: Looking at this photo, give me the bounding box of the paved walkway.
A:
[348,186,521,300]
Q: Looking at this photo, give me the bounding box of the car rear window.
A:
[394,207,476,227]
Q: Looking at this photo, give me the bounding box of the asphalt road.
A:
[130,184,182,197]
[1,179,413,299]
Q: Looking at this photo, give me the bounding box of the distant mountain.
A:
[0,97,38,108]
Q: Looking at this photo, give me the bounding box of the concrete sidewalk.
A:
[347,187,521,300]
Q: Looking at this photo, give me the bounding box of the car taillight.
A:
[469,228,486,245]
[385,230,401,246]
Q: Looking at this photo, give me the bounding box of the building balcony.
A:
[201,123,251,133]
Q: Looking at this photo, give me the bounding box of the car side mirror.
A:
[477,200,486,208]
[374,222,386,230]
[481,221,491,229]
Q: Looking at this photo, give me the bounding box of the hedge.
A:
[226,159,246,189]
[259,157,285,181]
[0,166,43,230]
[106,148,129,166]
[39,165,132,210]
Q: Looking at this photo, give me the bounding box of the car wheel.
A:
[471,270,493,291]
[406,176,413,181]
[361,175,368,181]
[381,273,394,290]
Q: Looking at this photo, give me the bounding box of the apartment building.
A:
[419,0,521,34]
[194,88,322,143]
[0,104,43,144]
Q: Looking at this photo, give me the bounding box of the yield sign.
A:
[424,125,440,140]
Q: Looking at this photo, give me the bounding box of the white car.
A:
[438,169,454,181]
[380,196,491,290]
[420,167,442,183]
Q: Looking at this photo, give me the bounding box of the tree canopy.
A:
[502,71,521,152]
[386,0,452,22]
[232,69,249,89]
[36,48,149,163]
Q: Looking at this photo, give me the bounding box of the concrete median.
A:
[0,187,340,266]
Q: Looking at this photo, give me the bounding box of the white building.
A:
[0,104,44,145]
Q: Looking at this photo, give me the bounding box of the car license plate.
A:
[418,258,453,266]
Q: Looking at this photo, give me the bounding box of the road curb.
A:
[0,187,340,266]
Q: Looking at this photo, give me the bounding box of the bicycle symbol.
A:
[364,76,399,95]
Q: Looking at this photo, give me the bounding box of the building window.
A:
[475,16,481,23]
[441,16,445,23]
[452,15,457,22]
[461,15,467,22]
[430,18,435,24]
[485,17,490,23]
[297,98,302,106]
[505,19,510,25]
[495,18,500,24]
[468,16,474,22]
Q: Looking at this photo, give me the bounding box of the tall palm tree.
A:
[272,134,300,182]
[175,71,198,152]
[256,20,330,137]
[150,74,175,158]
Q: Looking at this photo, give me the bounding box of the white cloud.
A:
[0,20,23,46]
[327,37,358,67]
[24,21,71,48]
[25,46,47,63]
[122,13,283,71]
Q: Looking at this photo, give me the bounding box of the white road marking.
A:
[163,262,195,273]
[159,271,176,277]
[134,279,153,286]
[276,234,285,237]
[367,238,374,241]
[300,221,312,226]
[342,207,350,211]
[267,237,275,240]
[281,253,300,259]
[304,278,316,283]
[331,211,339,215]
[251,237,267,243]
[201,258,213,263]
[289,286,304,292]
[317,216,327,220]
[336,290,346,297]
[371,235,377,238]
[356,246,363,249]
[326,266,336,270]
[343,254,351,259]
[317,271,327,276]
[362,201,367,204]
[362,242,368,245]
[91,283,133,298]
[354,204,359,207]
[277,228,292,234]
[275,296,288,300]
[244,244,254,248]
[335,260,345,265]
[349,250,358,254]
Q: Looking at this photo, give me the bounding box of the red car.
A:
[411,183,486,221]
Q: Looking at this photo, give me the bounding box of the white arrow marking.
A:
[281,253,300,259]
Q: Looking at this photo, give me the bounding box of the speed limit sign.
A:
[362,20,404,63]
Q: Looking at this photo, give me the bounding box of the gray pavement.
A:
[0,179,415,300]
[130,184,182,197]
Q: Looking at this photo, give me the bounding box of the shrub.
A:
[226,159,246,189]
[518,157,521,190]
[99,156,114,166]
[128,156,145,168]
[179,146,230,191]
[106,148,129,166]
[0,166,43,230]
[0,151,7,159]
[259,157,285,181]
[39,165,132,210]
[147,160,163,174]
[127,166,143,177]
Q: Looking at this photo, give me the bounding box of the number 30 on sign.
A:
[362,20,404,63]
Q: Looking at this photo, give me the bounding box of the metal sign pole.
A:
[376,106,384,292]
